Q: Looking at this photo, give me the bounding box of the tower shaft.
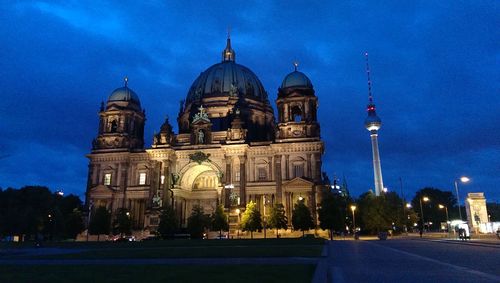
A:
[370,131,384,196]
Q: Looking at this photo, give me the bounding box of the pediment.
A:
[90,185,114,194]
[283,177,314,188]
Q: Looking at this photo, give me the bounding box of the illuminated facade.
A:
[85,37,324,231]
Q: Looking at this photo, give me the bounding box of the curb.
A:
[311,242,329,283]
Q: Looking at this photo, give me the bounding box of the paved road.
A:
[322,239,500,283]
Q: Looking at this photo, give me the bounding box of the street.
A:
[324,239,500,282]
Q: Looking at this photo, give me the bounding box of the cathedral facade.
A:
[85,37,324,232]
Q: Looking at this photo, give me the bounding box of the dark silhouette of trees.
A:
[292,199,315,237]
[411,188,457,230]
[240,201,263,239]
[211,204,228,239]
[89,206,111,241]
[157,205,178,239]
[187,205,210,239]
[267,203,288,238]
[113,208,132,236]
[0,186,84,241]
[318,189,347,240]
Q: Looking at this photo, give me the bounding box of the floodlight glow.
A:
[460,176,470,183]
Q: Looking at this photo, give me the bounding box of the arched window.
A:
[291,106,302,122]
[110,120,118,133]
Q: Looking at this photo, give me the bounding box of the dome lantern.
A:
[222,34,235,62]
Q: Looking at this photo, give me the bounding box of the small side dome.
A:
[108,77,141,106]
[281,70,313,89]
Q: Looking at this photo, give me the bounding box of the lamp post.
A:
[439,204,449,237]
[86,201,93,242]
[235,208,241,239]
[263,195,267,239]
[350,205,357,233]
[454,176,470,221]
[419,197,429,233]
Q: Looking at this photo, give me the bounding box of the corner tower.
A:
[276,63,320,142]
[92,78,145,152]
[363,53,384,196]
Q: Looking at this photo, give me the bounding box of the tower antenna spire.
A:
[365,52,373,103]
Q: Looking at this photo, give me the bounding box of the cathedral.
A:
[85,37,324,232]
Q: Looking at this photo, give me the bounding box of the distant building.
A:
[85,37,324,231]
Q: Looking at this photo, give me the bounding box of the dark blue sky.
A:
[0,1,498,203]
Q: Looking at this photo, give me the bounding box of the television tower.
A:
[364,52,384,196]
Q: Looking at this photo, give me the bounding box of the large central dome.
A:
[178,37,275,142]
[186,61,268,103]
[186,38,268,103]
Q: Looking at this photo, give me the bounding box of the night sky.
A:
[0,1,498,203]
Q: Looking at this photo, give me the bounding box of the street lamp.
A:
[86,201,93,242]
[454,176,470,221]
[419,196,430,233]
[350,205,357,233]
[235,208,241,239]
[439,204,449,236]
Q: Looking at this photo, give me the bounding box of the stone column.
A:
[284,104,289,122]
[268,156,273,180]
[315,154,322,182]
[224,156,232,208]
[304,99,310,120]
[274,154,282,203]
[306,153,312,178]
[285,155,290,180]
[163,159,172,206]
[239,155,247,206]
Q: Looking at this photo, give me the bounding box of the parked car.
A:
[112,235,136,242]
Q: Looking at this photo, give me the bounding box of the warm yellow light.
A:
[460,176,470,183]
[438,204,444,209]
[235,208,240,214]
[422,197,429,202]
[467,198,473,203]
[406,203,412,208]
[298,196,304,201]
[350,205,357,211]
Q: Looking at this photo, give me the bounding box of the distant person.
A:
[419,228,423,238]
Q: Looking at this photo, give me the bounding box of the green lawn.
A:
[4,238,325,259]
[0,264,316,283]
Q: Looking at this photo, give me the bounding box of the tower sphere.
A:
[365,113,381,131]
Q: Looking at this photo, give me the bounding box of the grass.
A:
[3,238,325,259]
[0,264,316,283]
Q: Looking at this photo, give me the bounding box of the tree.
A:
[64,208,85,239]
[267,203,288,238]
[89,206,111,241]
[487,202,500,221]
[157,205,178,239]
[113,208,132,236]
[292,199,315,237]
[240,201,263,239]
[211,204,229,238]
[411,188,457,230]
[0,186,84,241]
[187,205,210,239]
[318,189,346,240]
[357,192,393,234]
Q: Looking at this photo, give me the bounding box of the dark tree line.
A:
[0,186,84,241]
